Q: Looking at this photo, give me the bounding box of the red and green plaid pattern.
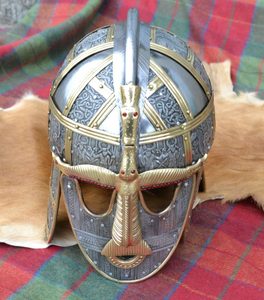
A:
[1,1,264,298]
[1,200,263,299]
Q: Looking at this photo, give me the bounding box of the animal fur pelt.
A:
[0,61,263,248]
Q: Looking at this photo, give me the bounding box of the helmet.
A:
[46,9,214,282]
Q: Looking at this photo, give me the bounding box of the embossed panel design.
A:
[71,133,121,173]
[191,113,214,162]
[138,137,185,172]
[96,63,114,90]
[74,27,109,56]
[147,85,186,127]
[155,28,188,59]
[68,84,106,125]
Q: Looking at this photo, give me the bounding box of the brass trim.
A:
[63,55,113,115]
[140,100,214,144]
[88,93,116,128]
[89,76,113,100]
[150,59,193,121]
[53,153,117,188]
[146,75,164,98]
[183,132,193,165]
[45,163,61,243]
[106,25,114,42]
[187,46,194,66]
[64,128,73,163]
[143,100,167,131]
[140,154,206,189]
[150,26,156,42]
[150,42,210,98]
[50,42,114,96]
[49,99,120,145]
[53,152,206,191]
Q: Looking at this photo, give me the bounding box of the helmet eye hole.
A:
[141,185,177,214]
[79,181,114,215]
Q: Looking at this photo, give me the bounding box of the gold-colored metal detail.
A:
[140,154,207,189]
[150,27,156,42]
[49,99,120,145]
[102,84,152,265]
[65,128,73,163]
[146,75,164,98]
[187,47,194,65]
[88,93,116,128]
[45,163,61,243]
[183,132,192,165]
[140,100,214,144]
[144,100,167,130]
[150,59,193,121]
[63,55,113,116]
[106,25,114,42]
[50,42,114,96]
[53,153,116,188]
[150,42,210,99]
[53,152,206,192]
[89,77,113,99]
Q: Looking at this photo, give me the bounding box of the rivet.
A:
[125,273,129,278]
[176,121,180,126]
[90,219,94,223]
[186,110,190,114]
[159,91,163,96]
[150,219,154,223]
[71,214,75,218]
[184,137,188,141]
[99,83,103,88]
[173,233,176,238]
[62,157,66,162]
[109,272,113,276]
[75,124,79,129]
[101,223,105,227]
[65,105,68,110]
[67,183,71,189]
[162,217,166,221]
[94,260,97,265]
[184,182,189,187]
[68,136,72,141]
[149,84,153,90]
[52,146,56,151]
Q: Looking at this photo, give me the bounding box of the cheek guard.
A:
[46,9,215,282]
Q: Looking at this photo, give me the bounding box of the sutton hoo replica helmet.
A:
[46,9,215,282]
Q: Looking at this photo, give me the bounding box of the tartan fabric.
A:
[1,0,264,299]
[1,200,263,299]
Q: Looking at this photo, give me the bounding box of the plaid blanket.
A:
[0,0,264,299]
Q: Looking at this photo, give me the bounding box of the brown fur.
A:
[0,61,263,248]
